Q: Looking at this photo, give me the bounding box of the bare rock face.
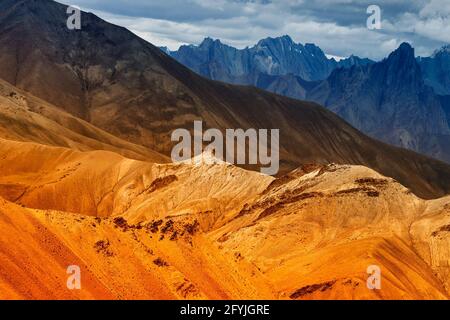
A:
[307,43,450,163]
[171,36,338,83]
[169,36,373,84]
[419,45,450,96]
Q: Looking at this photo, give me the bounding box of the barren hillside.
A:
[1,139,449,299]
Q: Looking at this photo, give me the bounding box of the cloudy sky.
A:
[65,0,450,60]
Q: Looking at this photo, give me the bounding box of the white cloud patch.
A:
[68,0,449,60]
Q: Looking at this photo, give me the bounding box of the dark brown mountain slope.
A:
[0,78,168,162]
[1,0,450,199]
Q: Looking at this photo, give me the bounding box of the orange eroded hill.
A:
[210,165,450,299]
[1,139,450,299]
[0,138,271,222]
[0,197,275,299]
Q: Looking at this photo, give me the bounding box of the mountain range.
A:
[1,0,449,198]
[166,35,373,83]
[0,0,450,300]
[308,43,450,163]
[419,46,450,96]
[166,37,450,163]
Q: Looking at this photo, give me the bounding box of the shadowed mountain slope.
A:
[308,43,450,164]
[0,0,450,198]
[0,78,168,162]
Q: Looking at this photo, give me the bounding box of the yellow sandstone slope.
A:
[212,165,450,299]
[0,138,449,299]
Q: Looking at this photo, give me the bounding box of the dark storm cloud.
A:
[66,0,450,60]
[284,0,428,26]
[67,0,254,21]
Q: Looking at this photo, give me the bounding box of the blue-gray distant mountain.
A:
[165,37,450,163]
[307,43,450,163]
[165,35,373,86]
[418,46,450,95]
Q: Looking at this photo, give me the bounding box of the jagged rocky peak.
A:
[432,44,450,57]
[255,36,326,57]
[169,35,375,83]
[384,42,422,82]
[346,55,360,63]
[304,43,327,57]
[199,37,223,48]
[380,42,413,64]
[388,42,415,62]
[159,46,171,55]
[256,35,295,48]
[417,43,450,95]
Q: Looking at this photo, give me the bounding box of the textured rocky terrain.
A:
[169,36,372,84]
[419,46,450,96]
[1,139,449,299]
[0,0,450,300]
